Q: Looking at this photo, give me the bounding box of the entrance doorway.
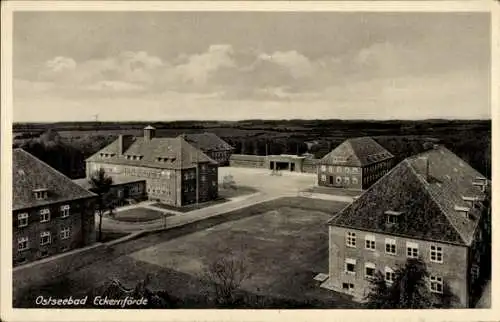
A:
[275,162,289,171]
[290,163,295,172]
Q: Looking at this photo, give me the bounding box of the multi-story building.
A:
[322,145,491,308]
[317,137,394,190]
[179,132,234,166]
[13,149,97,267]
[85,126,219,207]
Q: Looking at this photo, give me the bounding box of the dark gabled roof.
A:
[13,149,96,211]
[179,132,233,152]
[86,136,217,170]
[320,137,394,167]
[328,146,487,246]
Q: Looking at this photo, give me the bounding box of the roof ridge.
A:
[404,159,469,245]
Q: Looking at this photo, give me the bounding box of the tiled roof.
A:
[73,176,145,190]
[328,146,488,246]
[179,132,233,152]
[13,149,96,211]
[320,137,394,167]
[86,136,217,170]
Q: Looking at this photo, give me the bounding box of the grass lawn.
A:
[100,231,131,243]
[112,207,174,223]
[218,185,259,199]
[303,185,363,197]
[127,200,351,306]
[151,198,229,213]
[15,197,354,308]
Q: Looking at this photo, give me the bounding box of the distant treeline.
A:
[13,120,491,179]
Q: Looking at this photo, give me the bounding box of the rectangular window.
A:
[430,245,443,263]
[336,166,342,172]
[212,181,217,187]
[39,209,50,222]
[201,175,206,182]
[346,232,356,248]
[60,205,70,218]
[406,242,419,258]
[365,235,376,250]
[352,177,358,185]
[429,276,443,294]
[365,262,376,279]
[18,213,28,227]
[385,238,397,255]
[344,177,350,184]
[345,167,350,173]
[40,231,51,246]
[342,283,355,291]
[345,258,356,275]
[321,174,327,182]
[18,237,29,251]
[328,166,334,172]
[321,165,326,172]
[60,227,70,240]
[385,267,396,284]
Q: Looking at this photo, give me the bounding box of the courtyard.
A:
[16,197,354,308]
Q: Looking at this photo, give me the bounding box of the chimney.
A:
[118,134,134,155]
[144,125,156,141]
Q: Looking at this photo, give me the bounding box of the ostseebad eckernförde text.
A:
[35,296,148,308]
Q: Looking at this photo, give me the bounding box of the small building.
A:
[179,132,234,166]
[323,145,491,308]
[13,149,97,266]
[73,176,146,207]
[85,126,219,207]
[318,137,394,190]
[267,154,307,172]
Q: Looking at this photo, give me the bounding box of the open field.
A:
[13,119,491,180]
[111,207,170,223]
[14,197,353,308]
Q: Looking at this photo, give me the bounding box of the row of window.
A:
[320,165,359,174]
[18,228,71,251]
[346,232,443,263]
[17,205,70,228]
[343,258,443,293]
[364,161,390,175]
[321,175,359,185]
[182,181,217,193]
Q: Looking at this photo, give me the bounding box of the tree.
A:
[89,168,114,242]
[201,251,252,307]
[365,258,434,309]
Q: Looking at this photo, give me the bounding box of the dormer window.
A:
[385,210,403,225]
[33,188,49,200]
[473,177,488,192]
[454,205,473,220]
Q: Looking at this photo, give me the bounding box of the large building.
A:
[318,137,394,190]
[179,132,234,166]
[322,145,491,307]
[85,126,219,207]
[13,149,97,267]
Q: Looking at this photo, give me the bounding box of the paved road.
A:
[99,191,284,232]
[99,167,354,233]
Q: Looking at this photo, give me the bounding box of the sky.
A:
[13,11,491,122]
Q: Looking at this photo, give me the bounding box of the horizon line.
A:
[12,117,493,124]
